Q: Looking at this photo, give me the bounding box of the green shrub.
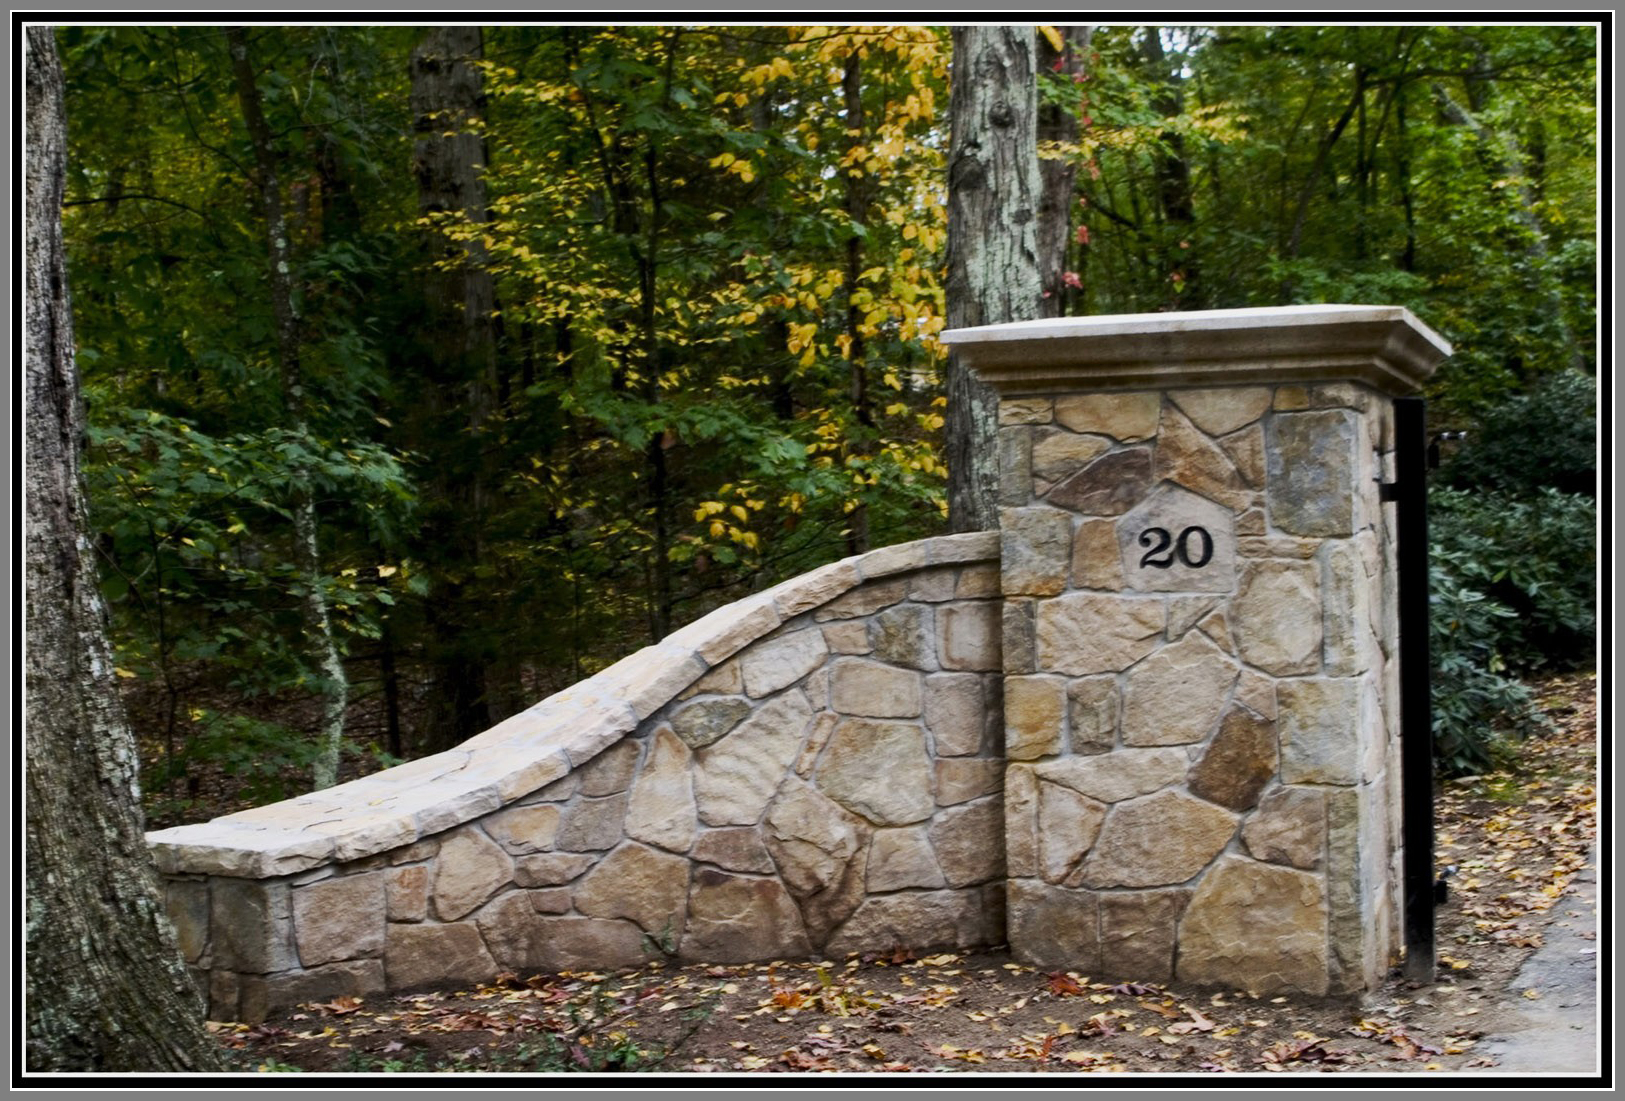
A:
[1437,370,1596,498]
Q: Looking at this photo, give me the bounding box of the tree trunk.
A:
[228,28,350,789]
[410,26,501,748]
[24,27,222,1072]
[842,49,872,554]
[1036,25,1092,318]
[946,26,1042,531]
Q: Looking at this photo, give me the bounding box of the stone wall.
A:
[150,533,1004,1022]
[994,383,1401,996]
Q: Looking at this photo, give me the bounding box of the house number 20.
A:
[1137,526,1214,569]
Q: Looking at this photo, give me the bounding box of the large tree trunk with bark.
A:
[946,26,1043,531]
[410,27,502,748]
[24,27,222,1072]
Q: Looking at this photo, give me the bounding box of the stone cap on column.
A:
[940,304,1451,396]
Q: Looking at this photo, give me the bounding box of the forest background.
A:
[52,23,1598,828]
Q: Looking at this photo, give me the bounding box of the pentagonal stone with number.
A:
[1115,484,1235,593]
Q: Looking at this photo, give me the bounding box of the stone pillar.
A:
[942,306,1449,995]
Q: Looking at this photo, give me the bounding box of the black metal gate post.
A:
[1392,397,1435,983]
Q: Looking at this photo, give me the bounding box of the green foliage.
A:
[1437,370,1597,497]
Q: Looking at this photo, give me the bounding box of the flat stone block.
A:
[671,696,751,750]
[1036,747,1186,805]
[1005,675,1064,760]
[1155,403,1253,512]
[1176,854,1328,996]
[829,658,922,718]
[1242,787,1326,870]
[821,620,872,655]
[211,878,297,974]
[385,921,497,992]
[575,842,690,935]
[1099,889,1192,982]
[935,758,1002,806]
[694,690,812,827]
[1231,560,1323,676]
[906,566,958,602]
[690,827,775,874]
[554,792,630,852]
[1038,781,1106,885]
[1047,446,1155,516]
[1036,593,1164,676]
[1187,705,1277,812]
[1115,483,1236,594]
[1071,517,1125,591]
[923,672,986,756]
[1067,677,1118,754]
[740,629,828,698]
[1121,630,1237,746]
[813,578,906,621]
[624,728,697,854]
[257,959,386,1018]
[868,826,947,891]
[1079,790,1236,888]
[1277,678,1360,784]
[825,889,992,958]
[683,868,810,961]
[513,851,595,888]
[484,805,562,855]
[1170,386,1272,437]
[869,603,937,670]
[1007,880,1101,974]
[165,880,210,964]
[929,796,1004,888]
[817,718,934,826]
[386,865,428,922]
[1031,428,1113,484]
[432,828,515,922]
[764,781,869,944]
[1002,599,1036,675]
[1000,396,1055,425]
[938,603,1001,671]
[293,871,385,967]
[1054,391,1159,441]
[1267,409,1357,537]
[1000,506,1073,597]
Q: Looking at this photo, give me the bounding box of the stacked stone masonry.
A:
[151,534,1007,1022]
[996,382,1401,997]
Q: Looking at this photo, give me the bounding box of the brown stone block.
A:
[1054,391,1159,441]
[1176,855,1328,995]
[1007,880,1102,974]
[1000,506,1073,596]
[1079,791,1236,888]
[929,796,1005,888]
[683,868,810,961]
[1099,889,1191,982]
[817,718,934,825]
[385,921,497,991]
[1071,517,1125,591]
[1047,446,1155,516]
[432,827,516,922]
[1188,706,1277,812]
[293,870,385,967]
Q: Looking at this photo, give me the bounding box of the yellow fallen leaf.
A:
[1522,989,1541,1000]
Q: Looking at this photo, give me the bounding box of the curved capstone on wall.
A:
[150,533,1004,1022]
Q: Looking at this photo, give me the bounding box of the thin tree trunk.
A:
[947,26,1042,531]
[1036,25,1092,318]
[227,28,350,789]
[842,49,872,554]
[1142,29,1200,309]
[25,26,223,1071]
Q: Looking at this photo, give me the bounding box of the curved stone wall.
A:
[150,533,1003,1021]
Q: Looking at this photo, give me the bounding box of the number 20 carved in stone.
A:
[1137,525,1214,570]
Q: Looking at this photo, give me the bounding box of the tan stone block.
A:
[624,728,697,853]
[495,751,572,806]
[529,888,572,914]
[1004,767,1039,879]
[1167,595,1218,640]
[1005,675,1065,760]
[1031,429,1113,485]
[1235,668,1277,719]
[1242,788,1325,870]
[772,559,861,618]
[935,758,1002,806]
[614,647,709,721]
[828,659,922,718]
[484,805,562,855]
[929,796,1004,888]
[740,629,828,698]
[693,689,811,827]
[555,793,630,852]
[577,741,640,797]
[1036,747,1185,804]
[385,921,497,992]
[1198,608,1234,653]
[1175,855,1328,995]
[924,672,987,756]
[955,563,1002,599]
[165,880,210,964]
[1036,593,1164,675]
[816,718,934,825]
[1321,542,1369,676]
[868,603,937,670]
[821,620,872,655]
[825,889,993,957]
[999,425,1034,506]
[1236,507,1266,535]
[665,594,781,668]
[292,872,384,967]
[813,577,906,621]
[939,602,1001,671]
[1116,482,1238,593]
[1238,535,1319,560]
[683,868,811,961]
[868,826,947,891]
[390,838,441,865]
[794,712,839,778]
[575,842,690,934]
[1310,382,1368,410]
[681,660,743,699]
[1007,880,1101,974]
[764,781,869,944]
[1171,387,1272,437]
[386,865,428,922]
[907,566,959,602]
[1047,446,1156,515]
[210,878,296,973]
[1079,791,1236,888]
[1155,403,1252,512]
[1219,422,1267,488]
[1054,391,1159,441]
[256,960,386,1019]
[432,829,514,922]
[1067,677,1118,754]
[691,827,775,873]
[1121,630,1238,746]
[1071,517,1125,591]
[513,851,595,888]
[1099,889,1191,982]
[1274,385,1311,410]
[1232,560,1323,676]
[1002,599,1036,675]
[1188,706,1277,812]
[492,910,649,972]
[1278,678,1360,784]
[858,540,930,579]
[1267,409,1357,538]
[927,530,1001,565]
[1000,396,1055,425]
[1000,506,1073,597]
[1038,782,1106,885]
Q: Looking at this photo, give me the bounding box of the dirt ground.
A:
[215,672,1599,1081]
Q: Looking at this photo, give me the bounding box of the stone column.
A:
[942,306,1449,996]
